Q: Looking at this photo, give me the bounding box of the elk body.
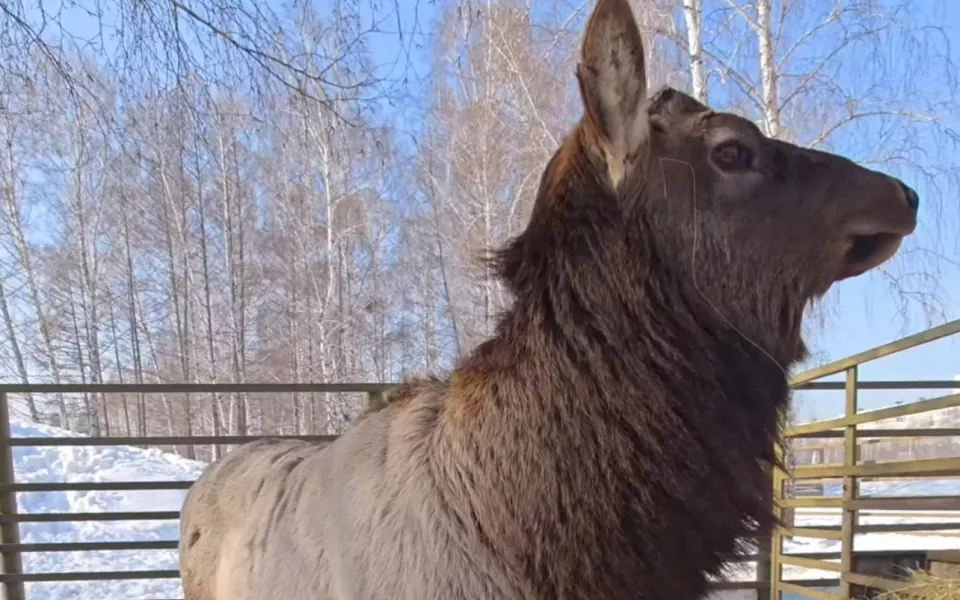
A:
[178,0,919,598]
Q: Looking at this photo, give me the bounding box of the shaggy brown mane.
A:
[442,124,795,600]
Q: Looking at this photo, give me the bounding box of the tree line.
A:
[1,0,957,461]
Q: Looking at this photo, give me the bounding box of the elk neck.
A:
[441,167,799,597]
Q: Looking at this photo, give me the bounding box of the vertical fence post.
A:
[839,367,859,598]
[363,390,386,413]
[756,464,773,600]
[0,392,24,600]
[768,442,785,600]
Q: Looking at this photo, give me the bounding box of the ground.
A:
[11,419,204,599]
[5,420,959,599]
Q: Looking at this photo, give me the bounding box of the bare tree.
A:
[681,0,707,102]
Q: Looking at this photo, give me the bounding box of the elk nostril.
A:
[900,182,919,213]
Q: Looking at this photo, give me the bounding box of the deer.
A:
[178,0,919,598]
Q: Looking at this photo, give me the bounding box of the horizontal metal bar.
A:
[857,522,960,534]
[0,481,194,492]
[1,434,337,447]
[9,427,943,449]
[780,527,845,540]
[8,422,953,449]
[792,457,960,479]
[0,569,855,588]
[707,579,840,591]
[778,555,844,573]
[35,531,942,559]
[856,428,960,439]
[0,511,180,523]
[0,540,177,553]
[790,427,960,439]
[778,581,844,600]
[0,570,838,590]
[0,382,396,394]
[778,522,960,536]
[794,380,960,391]
[790,319,960,385]
[842,572,908,592]
[0,569,180,583]
[0,380,951,395]
[847,496,960,511]
[783,550,929,561]
[781,496,960,511]
[827,550,925,560]
[853,510,960,519]
[786,392,960,437]
[3,380,953,395]
[781,497,843,509]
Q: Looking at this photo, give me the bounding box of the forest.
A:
[1,0,958,460]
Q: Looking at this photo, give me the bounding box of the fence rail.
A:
[0,320,958,599]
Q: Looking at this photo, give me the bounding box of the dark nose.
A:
[900,182,919,213]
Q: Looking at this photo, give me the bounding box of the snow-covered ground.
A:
[11,419,205,599]
[6,418,959,599]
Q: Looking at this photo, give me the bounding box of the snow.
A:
[5,418,959,600]
[11,419,206,599]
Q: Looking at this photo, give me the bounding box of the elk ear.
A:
[577,0,649,185]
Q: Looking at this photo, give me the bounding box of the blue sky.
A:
[22,0,960,419]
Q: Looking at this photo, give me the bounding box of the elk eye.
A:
[712,141,754,172]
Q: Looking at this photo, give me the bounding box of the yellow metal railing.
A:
[769,318,960,600]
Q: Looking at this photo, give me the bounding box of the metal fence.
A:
[0,321,957,599]
[769,318,960,600]
[0,384,390,600]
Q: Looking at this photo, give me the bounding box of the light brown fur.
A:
[179,0,919,598]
